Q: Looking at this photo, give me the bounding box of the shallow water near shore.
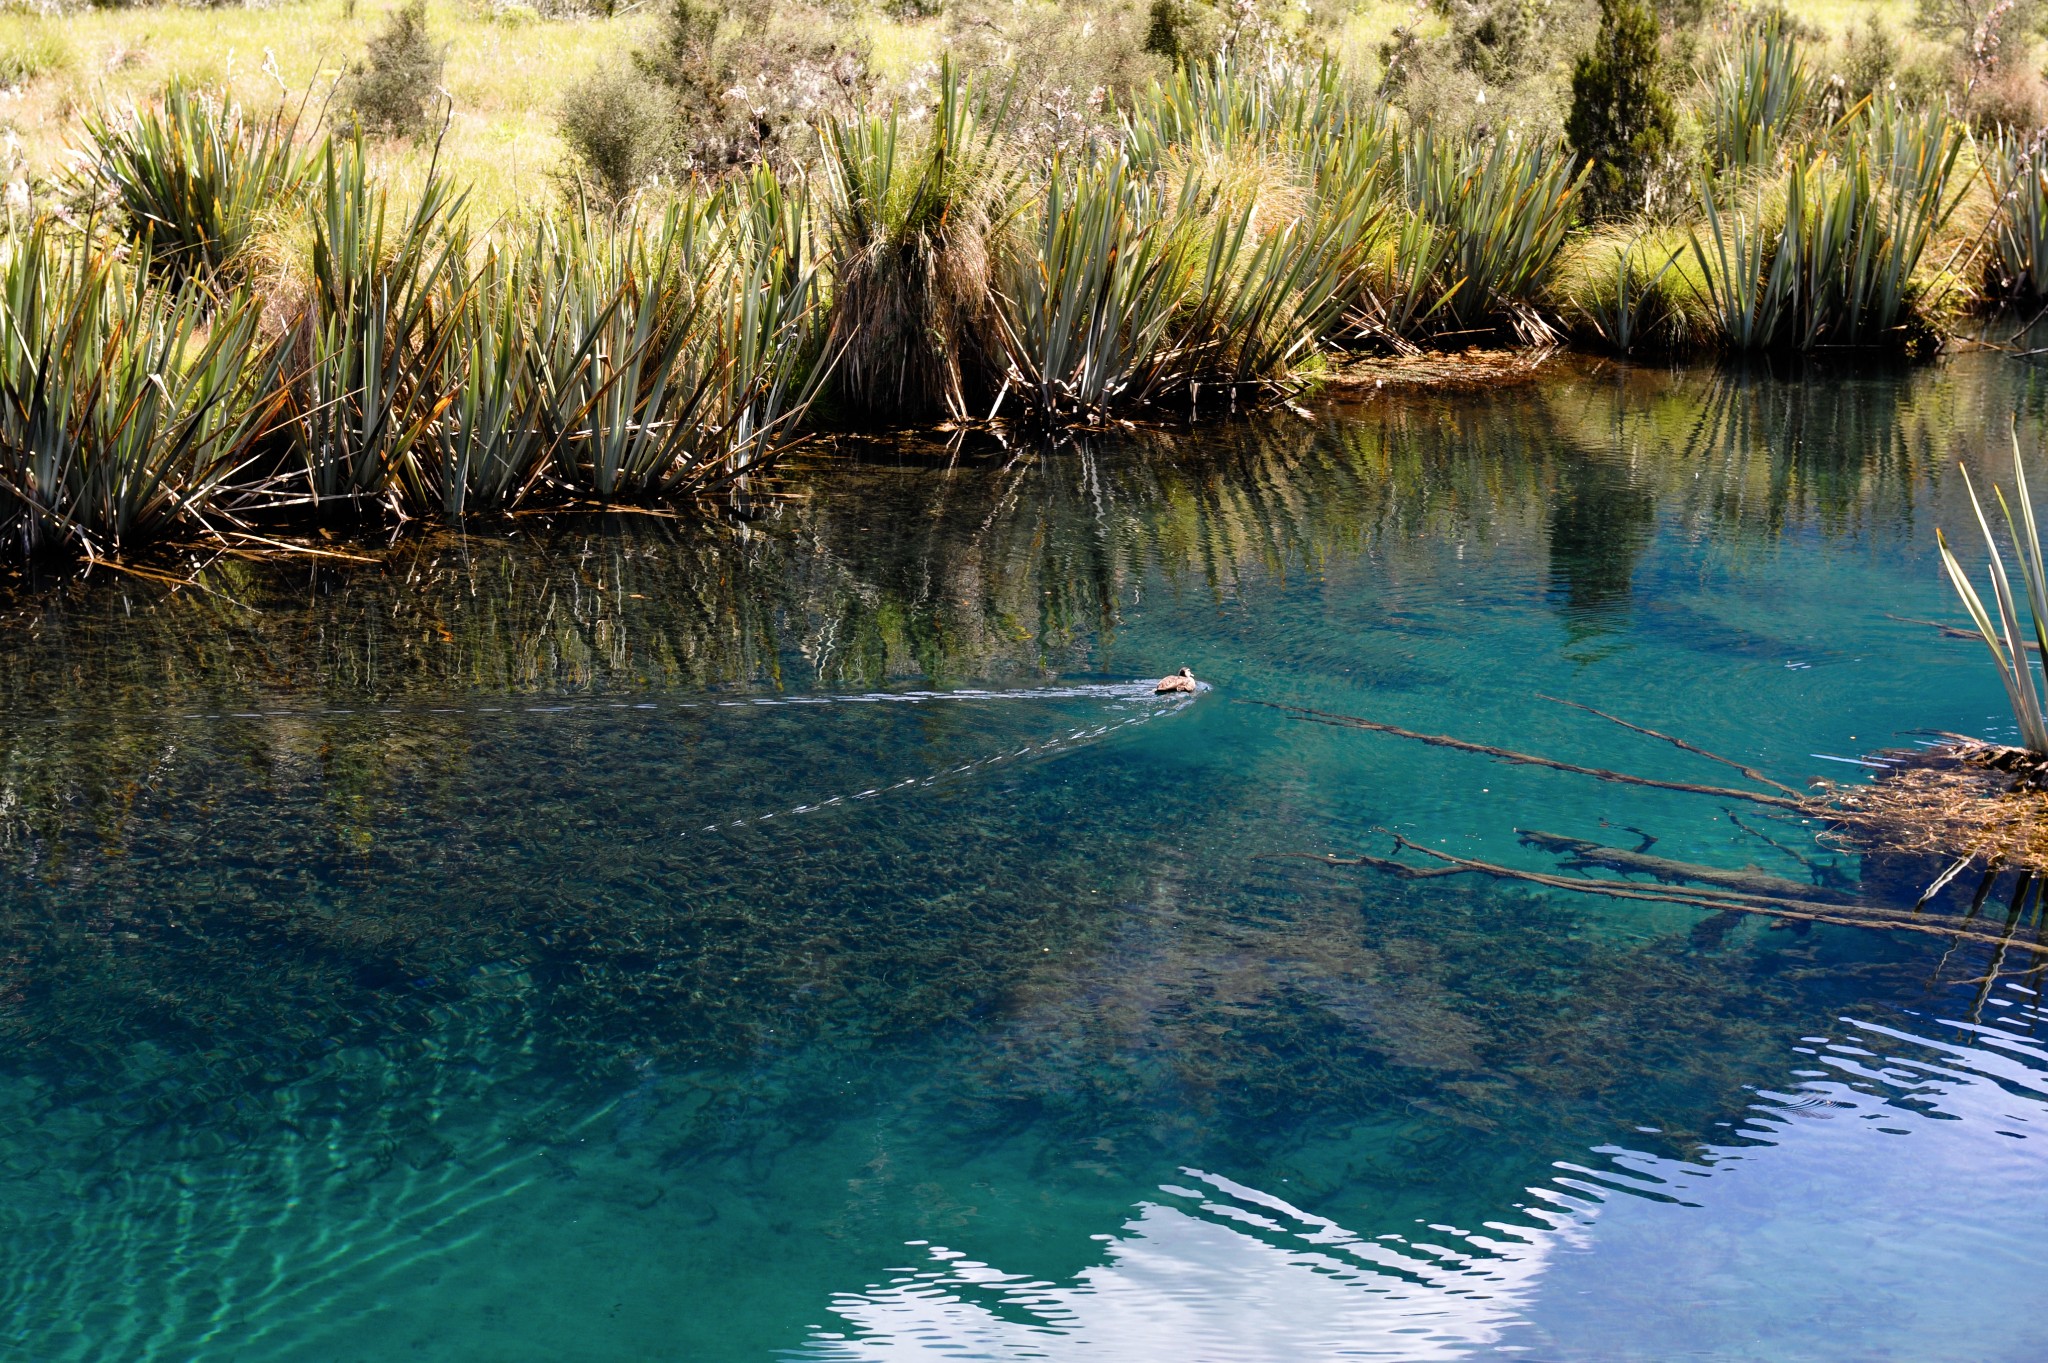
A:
[6,352,2048,1360]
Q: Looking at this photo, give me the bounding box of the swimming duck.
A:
[1154,667,1198,694]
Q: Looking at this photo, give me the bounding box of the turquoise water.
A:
[5,355,2048,1359]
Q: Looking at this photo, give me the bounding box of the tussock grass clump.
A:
[0,17,71,90]
[1551,227,1691,353]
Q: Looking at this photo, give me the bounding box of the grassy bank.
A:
[0,0,2043,566]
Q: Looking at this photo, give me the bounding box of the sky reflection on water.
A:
[806,1005,2048,1363]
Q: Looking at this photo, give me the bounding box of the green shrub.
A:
[1456,0,1547,86]
[336,0,448,138]
[946,0,1165,133]
[1144,0,1222,69]
[637,0,869,174]
[1565,0,1675,220]
[558,63,671,206]
[1842,16,1898,102]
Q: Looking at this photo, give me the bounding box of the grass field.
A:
[0,0,1981,220]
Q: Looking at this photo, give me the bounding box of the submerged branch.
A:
[1241,700,1803,809]
[1516,829,1851,901]
[1534,694,1803,797]
[1300,832,2047,953]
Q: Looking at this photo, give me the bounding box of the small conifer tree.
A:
[1565,0,1676,220]
[337,0,447,139]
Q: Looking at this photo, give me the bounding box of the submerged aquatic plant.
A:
[1938,435,2048,754]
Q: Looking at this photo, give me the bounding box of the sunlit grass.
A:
[0,0,645,221]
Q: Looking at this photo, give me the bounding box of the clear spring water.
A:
[6,354,2048,1360]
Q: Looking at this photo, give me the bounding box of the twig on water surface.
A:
[1534,693,1803,797]
[1885,612,2042,651]
[1290,831,2048,953]
[1239,699,1804,809]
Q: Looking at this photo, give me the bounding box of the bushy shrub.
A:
[1144,0,1223,69]
[945,0,1167,126]
[635,0,868,174]
[1455,0,1547,85]
[1841,15,1899,101]
[1565,0,1674,219]
[558,63,670,205]
[1967,60,2048,131]
[337,0,448,138]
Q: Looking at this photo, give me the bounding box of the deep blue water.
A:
[5,354,2048,1360]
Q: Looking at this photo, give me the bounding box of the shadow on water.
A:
[2,353,2047,1359]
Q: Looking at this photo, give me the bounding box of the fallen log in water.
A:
[1515,829,1854,903]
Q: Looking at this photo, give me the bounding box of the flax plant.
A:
[79,82,315,290]
[1404,128,1584,341]
[1939,435,2048,754]
[0,226,280,558]
[1689,189,1797,350]
[1987,129,2048,301]
[1178,171,1385,387]
[1123,56,1355,168]
[1690,103,1962,353]
[426,242,557,517]
[1708,21,1814,170]
[996,157,1195,419]
[298,134,469,504]
[542,191,824,501]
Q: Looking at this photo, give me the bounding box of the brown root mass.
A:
[1812,741,2048,871]
[1324,346,1557,395]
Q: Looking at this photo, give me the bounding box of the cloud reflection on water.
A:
[805,1002,2048,1363]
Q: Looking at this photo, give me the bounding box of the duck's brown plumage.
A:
[1154,667,1197,694]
